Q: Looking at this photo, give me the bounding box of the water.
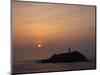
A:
[13,61,96,74]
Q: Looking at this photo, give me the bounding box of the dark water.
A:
[13,61,96,74]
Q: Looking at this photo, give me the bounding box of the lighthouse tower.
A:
[68,48,71,53]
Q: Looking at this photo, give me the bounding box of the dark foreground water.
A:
[13,61,96,74]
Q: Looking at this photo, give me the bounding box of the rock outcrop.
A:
[40,48,87,63]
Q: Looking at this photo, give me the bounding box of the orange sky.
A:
[12,1,96,63]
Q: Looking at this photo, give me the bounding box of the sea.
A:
[13,61,96,74]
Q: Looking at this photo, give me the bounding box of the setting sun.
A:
[37,44,42,48]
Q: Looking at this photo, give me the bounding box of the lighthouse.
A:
[68,48,71,53]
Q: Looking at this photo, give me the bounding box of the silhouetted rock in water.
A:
[40,50,88,63]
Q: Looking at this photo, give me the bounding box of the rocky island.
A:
[39,48,88,63]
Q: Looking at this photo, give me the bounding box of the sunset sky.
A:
[12,1,96,63]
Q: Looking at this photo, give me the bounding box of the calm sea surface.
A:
[13,61,96,74]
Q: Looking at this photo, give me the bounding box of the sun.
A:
[37,44,42,48]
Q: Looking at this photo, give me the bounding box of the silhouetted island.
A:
[39,48,88,63]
